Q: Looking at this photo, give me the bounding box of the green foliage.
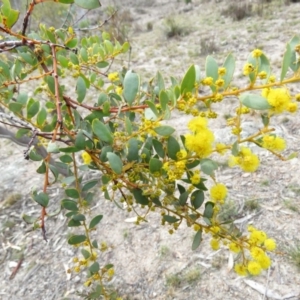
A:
[221,3,253,21]
[101,6,133,44]
[287,242,300,270]
[1,1,300,298]
[162,16,190,38]
[166,266,201,288]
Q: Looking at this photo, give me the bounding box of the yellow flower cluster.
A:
[163,155,187,182]
[252,49,263,58]
[202,77,214,86]
[261,135,286,152]
[108,72,119,82]
[82,151,92,164]
[233,226,276,276]
[188,116,208,132]
[212,93,223,103]
[163,161,186,181]
[229,146,260,172]
[210,183,227,204]
[176,93,200,116]
[235,106,250,115]
[243,63,255,76]
[116,86,123,95]
[218,67,226,76]
[229,242,241,253]
[262,88,297,113]
[139,119,161,137]
[258,71,267,79]
[210,238,220,250]
[190,170,201,185]
[185,117,215,158]
[215,79,225,87]
[72,248,98,275]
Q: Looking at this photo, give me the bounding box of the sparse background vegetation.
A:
[1,0,300,299]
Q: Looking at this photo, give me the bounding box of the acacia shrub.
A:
[0,0,300,299]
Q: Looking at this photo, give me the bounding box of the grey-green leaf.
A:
[152,139,165,158]
[89,214,103,229]
[192,229,202,250]
[123,70,139,106]
[127,138,139,162]
[74,0,101,9]
[132,188,149,205]
[33,192,49,207]
[181,65,195,95]
[65,188,79,199]
[167,136,180,160]
[76,76,86,103]
[107,152,123,174]
[154,125,175,136]
[222,53,235,89]
[75,130,86,150]
[240,93,272,110]
[200,159,218,176]
[281,43,292,82]
[149,157,163,173]
[61,199,78,211]
[27,101,40,119]
[92,119,113,144]
[163,215,179,223]
[203,201,214,219]
[191,190,204,209]
[205,55,218,92]
[68,234,87,245]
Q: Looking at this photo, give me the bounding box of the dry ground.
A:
[1,0,300,299]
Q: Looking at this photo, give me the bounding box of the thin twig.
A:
[51,44,62,128]
[74,10,117,32]
[9,254,24,280]
[22,0,35,36]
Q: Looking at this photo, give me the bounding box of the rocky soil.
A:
[1,0,300,299]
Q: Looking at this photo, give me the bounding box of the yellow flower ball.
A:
[264,238,276,251]
[202,77,214,86]
[287,102,298,113]
[252,49,263,58]
[263,88,291,113]
[210,238,220,250]
[258,71,267,79]
[191,171,201,185]
[185,130,214,158]
[250,246,265,260]
[108,72,119,82]
[218,67,226,76]
[82,151,92,165]
[176,150,188,160]
[234,263,247,276]
[229,242,241,253]
[239,147,260,172]
[247,261,262,275]
[243,63,254,76]
[116,86,123,95]
[258,254,271,269]
[193,224,201,231]
[262,135,286,152]
[215,79,225,87]
[188,116,208,133]
[210,183,227,202]
[249,230,267,245]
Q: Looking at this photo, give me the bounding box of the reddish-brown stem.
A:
[66,97,148,113]
[9,254,24,280]
[51,44,62,127]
